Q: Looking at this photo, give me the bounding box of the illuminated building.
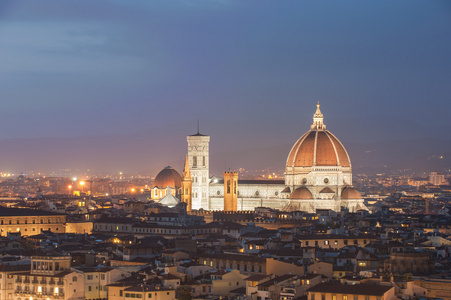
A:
[187,130,210,210]
[429,171,446,185]
[223,172,238,211]
[151,166,181,201]
[108,284,176,300]
[308,283,396,300]
[13,256,85,300]
[206,103,367,213]
[0,208,66,237]
[180,154,193,211]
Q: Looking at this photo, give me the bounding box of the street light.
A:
[80,181,85,193]
[68,185,72,196]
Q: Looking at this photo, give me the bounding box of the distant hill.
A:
[0,131,450,176]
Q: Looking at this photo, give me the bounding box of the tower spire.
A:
[181,154,192,212]
[197,119,200,134]
[311,102,326,130]
[182,154,191,178]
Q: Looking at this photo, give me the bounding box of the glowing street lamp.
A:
[68,185,72,196]
[80,181,85,193]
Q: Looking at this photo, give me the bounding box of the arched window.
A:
[193,156,197,167]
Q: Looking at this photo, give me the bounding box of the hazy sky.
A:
[0,0,450,174]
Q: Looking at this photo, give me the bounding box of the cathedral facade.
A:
[183,104,367,213]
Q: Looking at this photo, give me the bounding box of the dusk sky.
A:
[0,0,450,175]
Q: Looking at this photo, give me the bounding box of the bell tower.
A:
[187,125,210,210]
[181,154,192,212]
[223,171,238,211]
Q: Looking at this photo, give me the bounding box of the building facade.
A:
[187,132,210,210]
[0,208,66,237]
[204,104,367,213]
[13,256,85,300]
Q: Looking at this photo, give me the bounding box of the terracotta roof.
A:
[245,274,272,281]
[341,187,362,199]
[0,207,65,217]
[309,283,393,296]
[124,285,174,292]
[200,253,266,263]
[286,128,351,168]
[94,217,136,224]
[281,187,291,193]
[258,274,297,288]
[290,187,313,200]
[320,187,334,194]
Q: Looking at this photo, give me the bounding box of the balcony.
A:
[23,279,30,284]
[49,280,56,285]
[53,293,65,298]
[15,278,22,283]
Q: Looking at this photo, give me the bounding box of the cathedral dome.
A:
[286,103,351,168]
[341,186,362,199]
[153,166,182,188]
[290,187,313,200]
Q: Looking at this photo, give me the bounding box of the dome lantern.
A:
[311,102,326,130]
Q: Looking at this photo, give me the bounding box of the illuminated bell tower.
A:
[223,171,238,211]
[181,154,193,212]
[187,128,210,210]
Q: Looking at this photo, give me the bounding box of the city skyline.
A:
[0,0,450,174]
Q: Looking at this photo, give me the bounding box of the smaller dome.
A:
[281,187,291,193]
[158,194,180,208]
[154,166,182,188]
[341,187,362,199]
[290,187,313,200]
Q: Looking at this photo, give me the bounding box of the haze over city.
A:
[2,2,451,300]
[1,0,450,176]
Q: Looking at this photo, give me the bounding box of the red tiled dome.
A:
[286,103,351,169]
[286,130,350,168]
[290,187,313,200]
[153,166,181,188]
[341,187,362,199]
